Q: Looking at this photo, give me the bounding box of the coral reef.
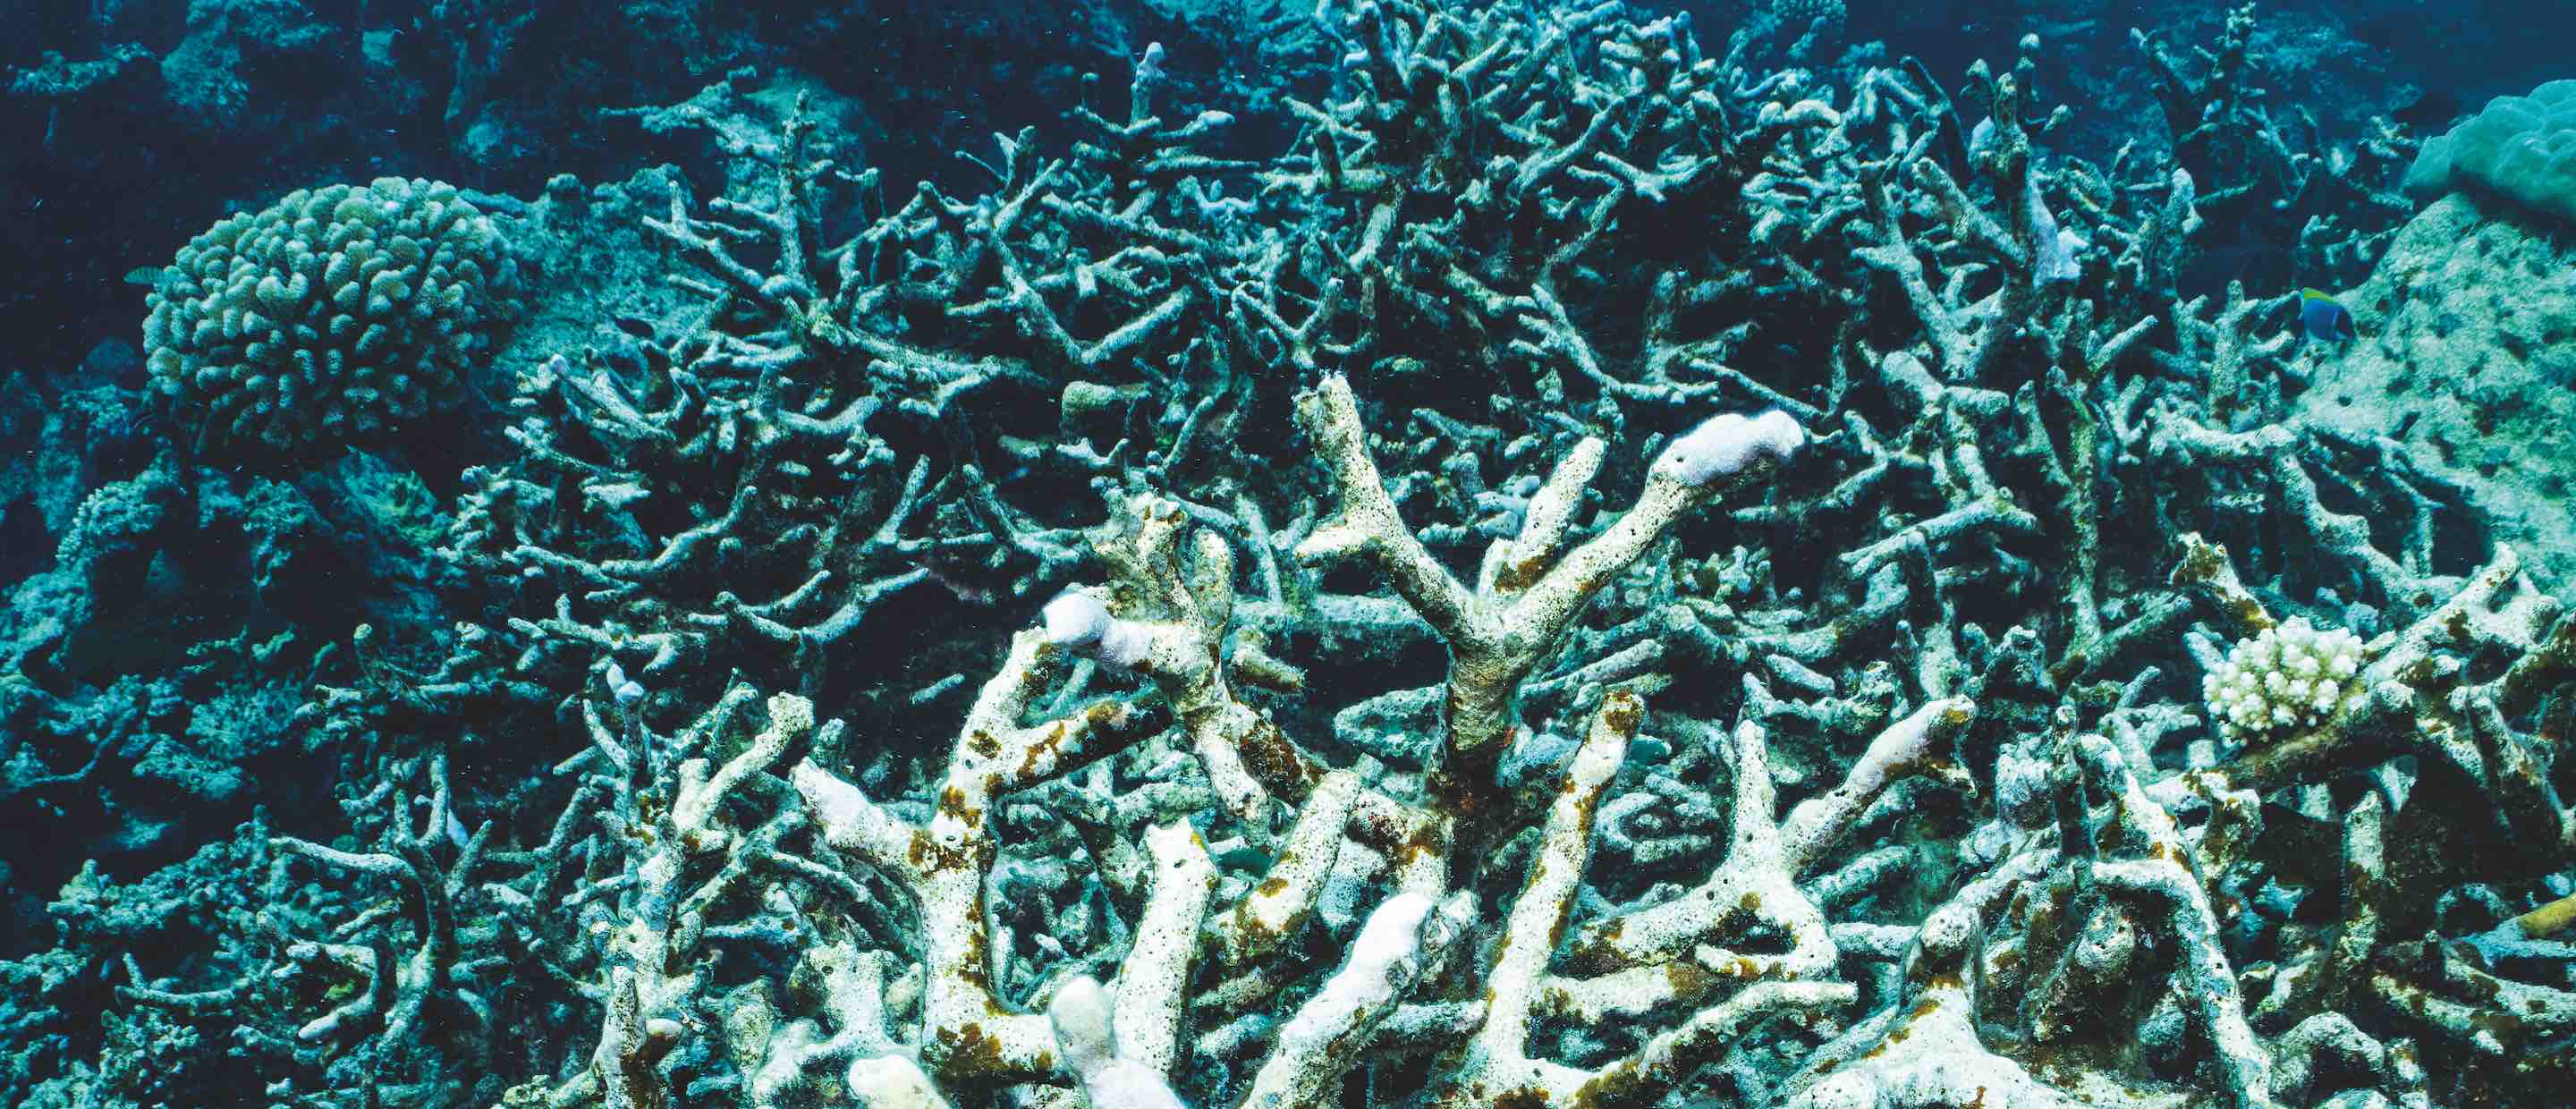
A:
[2,0,2573,1106]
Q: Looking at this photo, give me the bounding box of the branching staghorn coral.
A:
[1292,373,1806,832]
[360,50,1283,775]
[452,343,949,706]
[2131,4,2417,287]
[761,373,1922,1106]
[249,372,1882,1107]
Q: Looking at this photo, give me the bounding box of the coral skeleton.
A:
[14,0,2576,1106]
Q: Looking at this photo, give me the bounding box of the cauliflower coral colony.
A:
[2203,619,2368,742]
[140,177,515,453]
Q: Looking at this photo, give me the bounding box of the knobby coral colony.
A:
[143,177,516,453]
[77,0,2576,1106]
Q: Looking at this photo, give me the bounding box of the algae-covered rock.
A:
[2297,192,2576,584]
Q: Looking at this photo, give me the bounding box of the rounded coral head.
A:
[1649,410,1807,487]
[141,176,518,454]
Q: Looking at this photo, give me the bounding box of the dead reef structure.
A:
[9,0,2573,1105]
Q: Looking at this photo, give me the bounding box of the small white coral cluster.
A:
[2202,618,2367,741]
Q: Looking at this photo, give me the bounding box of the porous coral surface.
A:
[2297,192,2576,587]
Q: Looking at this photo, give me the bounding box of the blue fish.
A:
[2300,289,2357,344]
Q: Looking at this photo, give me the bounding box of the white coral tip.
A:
[1046,976,1116,1072]
[1651,410,1805,487]
[1043,592,1114,650]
